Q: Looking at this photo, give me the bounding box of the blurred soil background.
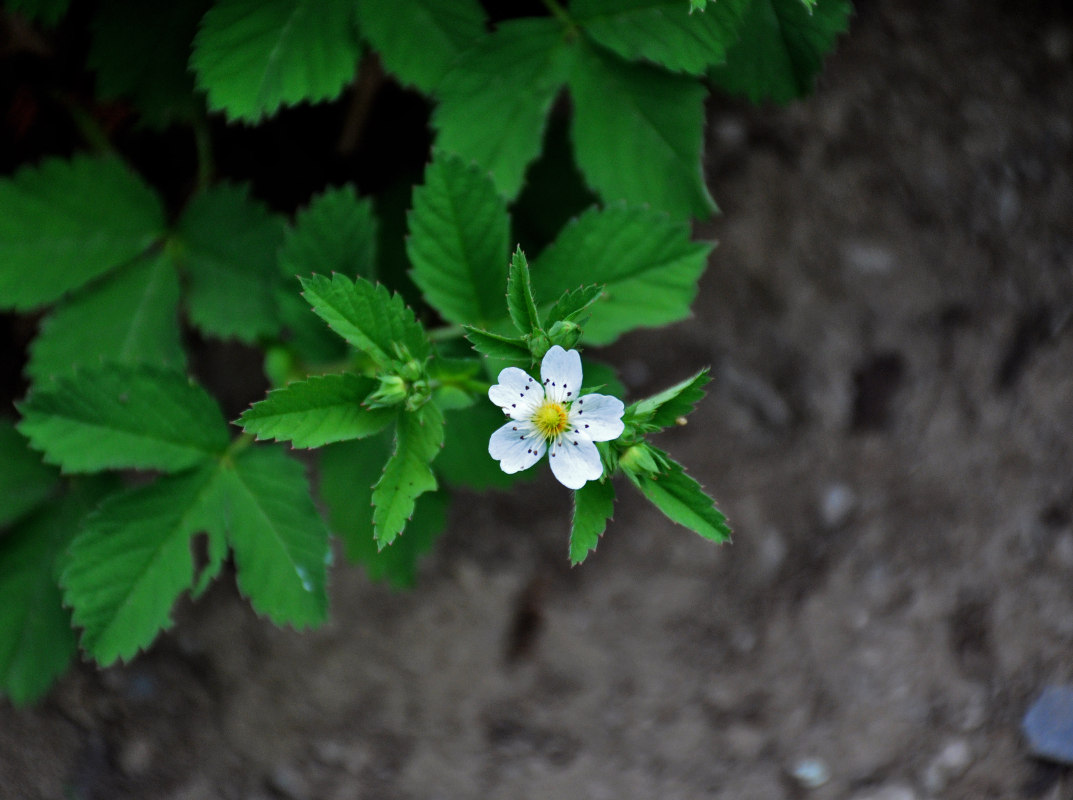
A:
[3,0,1073,797]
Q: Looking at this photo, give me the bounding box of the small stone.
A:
[790,757,830,789]
[841,240,896,275]
[923,738,972,793]
[820,483,856,529]
[268,765,311,800]
[1024,685,1073,764]
[118,737,153,777]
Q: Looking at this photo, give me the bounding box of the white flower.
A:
[488,346,625,490]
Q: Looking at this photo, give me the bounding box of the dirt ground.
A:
[3,0,1073,798]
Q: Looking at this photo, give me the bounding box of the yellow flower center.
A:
[532,401,569,440]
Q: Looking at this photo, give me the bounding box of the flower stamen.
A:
[532,401,569,440]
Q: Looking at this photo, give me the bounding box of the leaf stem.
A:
[427,325,465,343]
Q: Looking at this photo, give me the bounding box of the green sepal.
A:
[544,284,605,329]
[463,326,532,362]
[570,478,616,565]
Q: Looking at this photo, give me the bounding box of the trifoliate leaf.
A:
[61,466,228,665]
[462,327,532,362]
[218,446,330,627]
[506,247,542,337]
[238,373,395,448]
[570,478,615,565]
[89,0,210,127]
[320,436,447,587]
[356,0,485,93]
[0,155,165,311]
[626,369,711,431]
[0,421,59,530]
[407,152,510,327]
[191,0,361,122]
[568,41,716,220]
[6,0,69,25]
[432,18,572,199]
[372,403,443,547]
[27,252,184,382]
[532,204,712,344]
[573,0,750,75]
[544,284,605,329]
[172,182,286,343]
[17,365,230,474]
[628,452,730,542]
[0,481,111,704]
[300,273,430,367]
[710,0,851,104]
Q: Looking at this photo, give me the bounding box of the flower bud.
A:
[366,374,408,408]
[548,320,582,349]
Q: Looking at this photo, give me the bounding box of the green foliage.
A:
[5,0,69,25]
[507,248,543,338]
[17,365,230,474]
[624,447,731,542]
[373,403,444,547]
[0,156,165,311]
[0,421,59,530]
[239,373,395,448]
[191,0,361,122]
[626,369,711,432]
[711,0,852,104]
[570,478,616,565]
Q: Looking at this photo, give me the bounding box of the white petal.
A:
[489,367,542,419]
[489,420,545,474]
[569,393,625,442]
[548,434,603,490]
[540,346,583,404]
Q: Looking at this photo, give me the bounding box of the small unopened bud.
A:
[618,443,660,477]
[366,374,408,408]
[528,332,552,361]
[548,320,582,349]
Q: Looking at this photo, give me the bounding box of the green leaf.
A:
[689,0,708,12]
[710,0,851,104]
[406,152,510,326]
[0,483,109,704]
[544,284,605,328]
[462,326,532,362]
[17,365,230,474]
[0,420,59,530]
[629,453,730,542]
[532,204,711,344]
[570,478,615,565]
[432,18,572,199]
[627,369,710,431]
[437,402,521,490]
[300,273,429,367]
[568,40,716,220]
[173,182,286,343]
[218,446,330,627]
[88,0,210,127]
[356,0,486,92]
[190,0,361,122]
[373,403,443,547]
[507,247,542,337]
[61,466,227,665]
[6,0,70,25]
[27,252,184,382]
[0,155,165,311]
[573,0,750,75]
[320,436,447,587]
[238,373,395,448]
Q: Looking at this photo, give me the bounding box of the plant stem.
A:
[427,325,466,343]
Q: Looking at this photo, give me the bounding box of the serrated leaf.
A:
[356,0,485,92]
[280,185,378,279]
[218,446,330,627]
[570,478,615,565]
[6,0,70,25]
[574,0,750,75]
[320,435,447,587]
[0,155,165,311]
[627,369,710,431]
[406,152,509,327]
[191,0,361,122]
[89,0,210,127]
[544,284,605,328]
[463,326,532,362]
[300,273,429,367]
[532,204,711,344]
[629,454,730,542]
[568,40,716,220]
[239,373,395,448]
[373,403,443,547]
[28,252,184,382]
[0,420,59,529]
[432,18,572,199]
[173,182,286,343]
[710,0,851,104]
[17,365,230,474]
[507,247,542,337]
[61,466,227,665]
[0,481,111,704]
